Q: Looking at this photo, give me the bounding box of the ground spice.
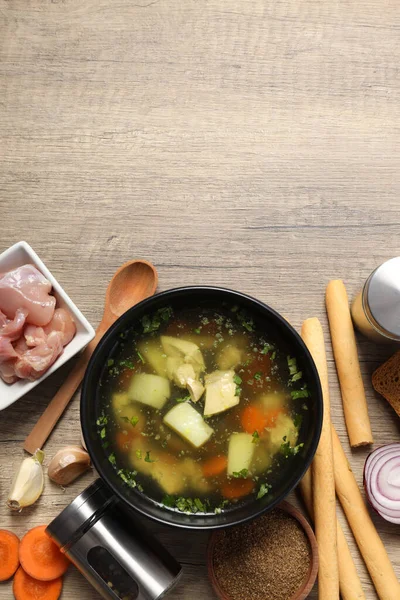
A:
[212,508,311,600]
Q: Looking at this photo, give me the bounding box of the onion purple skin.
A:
[363,444,400,525]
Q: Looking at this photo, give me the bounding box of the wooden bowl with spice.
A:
[207,501,318,600]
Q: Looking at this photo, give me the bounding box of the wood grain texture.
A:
[0,0,399,598]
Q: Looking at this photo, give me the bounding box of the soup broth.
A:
[97,305,310,514]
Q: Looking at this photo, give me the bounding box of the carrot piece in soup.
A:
[222,478,255,499]
[19,526,69,581]
[202,456,228,478]
[115,429,137,452]
[0,529,20,581]
[241,405,268,434]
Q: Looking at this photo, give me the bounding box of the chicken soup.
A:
[96,305,310,514]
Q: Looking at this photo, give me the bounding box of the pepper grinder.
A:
[351,257,400,343]
[46,479,182,600]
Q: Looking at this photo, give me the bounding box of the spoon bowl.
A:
[106,260,158,325]
[24,259,158,454]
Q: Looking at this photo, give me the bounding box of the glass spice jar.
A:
[351,257,400,343]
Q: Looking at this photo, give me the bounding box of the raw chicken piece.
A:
[24,325,47,347]
[14,331,64,380]
[14,337,29,354]
[24,308,75,349]
[0,360,18,384]
[0,309,8,327]
[0,337,18,362]
[0,308,28,341]
[0,265,56,326]
[44,308,76,346]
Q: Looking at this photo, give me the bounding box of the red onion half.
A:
[363,443,400,524]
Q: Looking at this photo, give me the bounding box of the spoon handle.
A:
[23,331,103,455]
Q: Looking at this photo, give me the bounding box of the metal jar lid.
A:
[46,479,117,550]
[364,257,400,340]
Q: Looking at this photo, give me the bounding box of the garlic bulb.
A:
[8,449,45,511]
[48,446,90,486]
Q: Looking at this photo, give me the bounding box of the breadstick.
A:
[331,426,400,600]
[326,280,373,446]
[301,318,339,600]
[299,469,366,600]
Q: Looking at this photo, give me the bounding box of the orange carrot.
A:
[13,566,62,600]
[115,429,136,452]
[241,405,268,434]
[19,526,69,582]
[222,478,255,499]
[0,529,20,581]
[241,405,283,434]
[202,456,228,478]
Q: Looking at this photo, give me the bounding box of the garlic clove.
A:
[48,446,91,486]
[7,449,45,511]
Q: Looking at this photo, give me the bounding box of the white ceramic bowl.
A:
[0,241,95,410]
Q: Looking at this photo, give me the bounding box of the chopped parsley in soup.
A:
[97,305,310,514]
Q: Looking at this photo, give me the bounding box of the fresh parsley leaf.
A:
[293,414,303,428]
[291,371,303,382]
[287,356,298,374]
[194,498,206,512]
[261,343,274,354]
[214,499,229,514]
[233,374,242,385]
[107,359,114,367]
[232,468,248,478]
[137,350,145,363]
[108,452,116,465]
[236,309,255,332]
[176,395,190,403]
[141,307,173,333]
[136,449,142,459]
[96,413,108,427]
[252,430,260,444]
[121,415,139,426]
[194,327,201,334]
[119,359,135,369]
[270,351,276,360]
[144,451,157,463]
[257,482,271,499]
[175,497,190,512]
[280,441,304,458]
[162,494,175,508]
[254,372,262,381]
[290,389,310,400]
[100,427,106,439]
[235,385,242,396]
[118,469,138,488]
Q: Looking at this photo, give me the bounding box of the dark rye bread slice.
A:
[372,351,400,418]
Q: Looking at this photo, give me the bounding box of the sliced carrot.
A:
[202,456,228,478]
[115,429,136,452]
[222,478,255,499]
[0,529,20,581]
[241,405,269,434]
[19,526,69,582]
[13,566,62,600]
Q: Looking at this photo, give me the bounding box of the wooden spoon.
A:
[23,260,158,454]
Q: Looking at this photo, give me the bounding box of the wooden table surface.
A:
[1,0,399,598]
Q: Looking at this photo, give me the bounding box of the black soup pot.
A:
[81,287,322,530]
